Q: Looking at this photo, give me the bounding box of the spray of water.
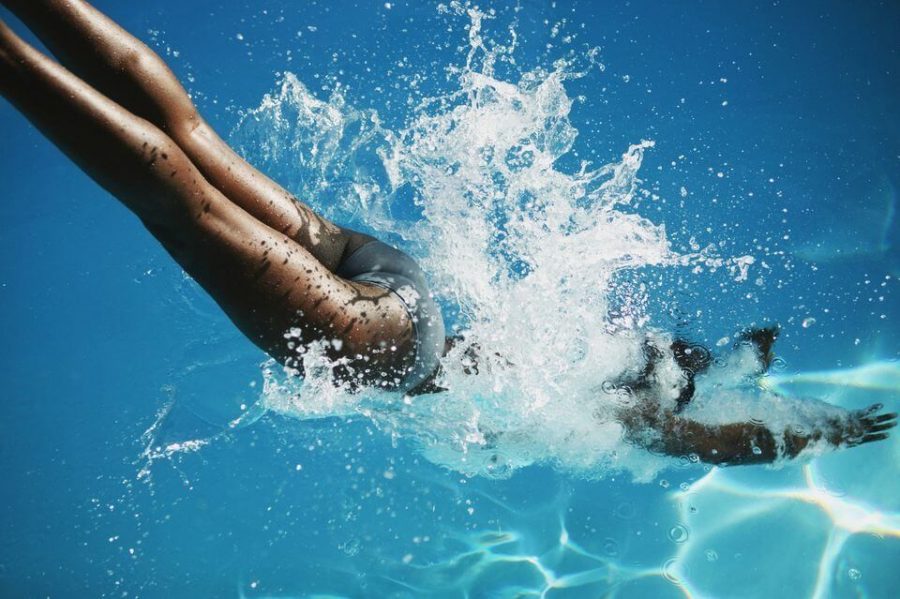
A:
[229,3,768,480]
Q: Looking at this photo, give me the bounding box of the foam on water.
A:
[226,4,793,481]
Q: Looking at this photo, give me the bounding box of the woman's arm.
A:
[618,401,896,466]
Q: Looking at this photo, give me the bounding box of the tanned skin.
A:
[616,328,897,465]
[1,1,895,464]
[618,396,896,466]
[0,0,415,386]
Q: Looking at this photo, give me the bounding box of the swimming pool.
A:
[1,0,898,596]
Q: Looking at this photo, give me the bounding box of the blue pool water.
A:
[1,1,898,597]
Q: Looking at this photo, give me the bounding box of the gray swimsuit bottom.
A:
[335,240,445,391]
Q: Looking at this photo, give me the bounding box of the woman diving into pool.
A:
[1,0,894,467]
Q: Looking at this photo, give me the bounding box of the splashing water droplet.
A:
[232,5,758,481]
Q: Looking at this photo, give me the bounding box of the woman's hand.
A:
[783,403,897,458]
[620,399,897,465]
[827,403,897,448]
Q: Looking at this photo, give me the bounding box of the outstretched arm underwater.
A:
[618,399,896,466]
[615,327,897,466]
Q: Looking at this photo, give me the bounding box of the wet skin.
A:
[1,1,895,463]
[0,0,415,387]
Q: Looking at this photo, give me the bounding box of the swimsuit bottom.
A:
[335,239,445,391]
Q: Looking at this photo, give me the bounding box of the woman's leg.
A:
[0,21,414,379]
[2,0,367,272]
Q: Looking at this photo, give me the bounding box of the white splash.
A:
[231,4,754,480]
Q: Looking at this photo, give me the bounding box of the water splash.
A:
[230,4,753,480]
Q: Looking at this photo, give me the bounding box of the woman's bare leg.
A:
[2,0,367,272]
[0,21,414,380]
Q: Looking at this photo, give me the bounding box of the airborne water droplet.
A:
[229,6,765,483]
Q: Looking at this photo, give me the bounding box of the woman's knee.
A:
[113,43,199,134]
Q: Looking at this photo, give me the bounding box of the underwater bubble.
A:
[338,538,361,556]
[826,484,847,498]
[567,336,588,363]
[771,356,787,371]
[848,568,861,581]
[668,524,689,544]
[659,479,670,489]
[751,445,763,456]
[802,317,816,328]
[705,549,719,562]
[602,537,620,557]
[819,476,847,498]
[689,344,710,362]
[662,558,680,583]
[600,380,617,394]
[615,502,636,520]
